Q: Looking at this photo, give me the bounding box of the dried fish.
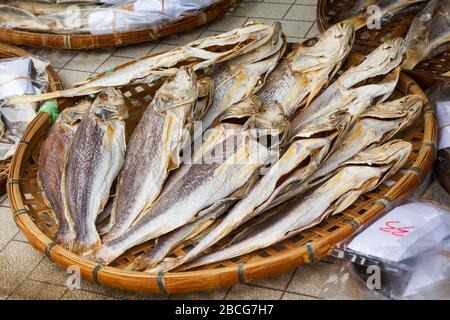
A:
[103,67,209,242]
[88,123,275,264]
[403,0,450,70]
[38,100,91,249]
[173,140,412,271]
[63,88,128,254]
[8,22,282,104]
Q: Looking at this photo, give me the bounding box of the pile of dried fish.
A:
[32,22,421,272]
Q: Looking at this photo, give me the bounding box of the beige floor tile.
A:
[285,5,317,21]
[170,288,229,300]
[96,56,134,74]
[114,41,158,58]
[62,289,116,300]
[0,206,18,251]
[248,18,312,38]
[58,69,91,87]
[282,292,319,300]
[0,241,43,296]
[226,284,283,300]
[30,258,69,286]
[286,262,339,298]
[305,21,320,38]
[65,49,113,72]
[265,0,296,4]
[249,269,295,290]
[8,280,66,300]
[295,0,318,5]
[232,2,291,19]
[207,15,248,32]
[0,193,9,207]
[150,43,179,55]
[161,27,207,45]
[41,50,79,69]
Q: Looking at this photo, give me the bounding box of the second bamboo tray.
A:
[0,0,236,50]
[7,46,436,294]
[317,0,449,87]
[0,43,62,194]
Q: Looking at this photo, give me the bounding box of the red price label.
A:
[379,221,415,237]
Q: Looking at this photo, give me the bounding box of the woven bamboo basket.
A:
[7,46,437,294]
[317,0,449,87]
[0,43,62,195]
[0,0,236,50]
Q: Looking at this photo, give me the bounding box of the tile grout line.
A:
[280,268,297,300]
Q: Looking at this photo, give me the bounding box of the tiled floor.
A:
[0,0,342,300]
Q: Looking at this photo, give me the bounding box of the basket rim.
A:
[316,0,449,87]
[0,43,62,194]
[0,0,236,50]
[7,56,437,294]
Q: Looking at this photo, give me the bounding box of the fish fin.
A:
[305,75,328,108]
[343,15,367,31]
[73,238,102,256]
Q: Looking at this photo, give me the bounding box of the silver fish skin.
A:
[403,0,450,70]
[102,67,200,243]
[0,5,51,31]
[125,205,230,272]
[152,67,400,272]
[62,88,128,254]
[291,37,405,130]
[264,94,424,211]
[199,22,286,131]
[8,22,280,104]
[88,124,275,264]
[255,22,354,119]
[174,140,412,271]
[38,100,91,249]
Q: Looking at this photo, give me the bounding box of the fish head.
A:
[91,88,128,121]
[193,76,215,120]
[59,100,91,126]
[290,21,354,74]
[153,67,197,113]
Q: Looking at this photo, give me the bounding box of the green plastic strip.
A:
[39,99,60,123]
[106,67,116,75]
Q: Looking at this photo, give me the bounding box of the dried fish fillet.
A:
[103,67,207,242]
[38,100,91,249]
[8,22,282,104]
[174,140,412,271]
[63,88,128,254]
[88,123,275,264]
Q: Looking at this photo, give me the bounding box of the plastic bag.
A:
[324,181,450,300]
[428,82,450,195]
[0,56,50,160]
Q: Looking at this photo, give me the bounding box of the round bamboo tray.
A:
[0,43,62,195]
[7,47,437,294]
[0,0,236,50]
[317,0,449,88]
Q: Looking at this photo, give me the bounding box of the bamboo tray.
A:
[7,47,437,294]
[0,43,62,195]
[317,0,449,87]
[0,0,236,50]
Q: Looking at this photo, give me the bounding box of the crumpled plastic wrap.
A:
[323,181,450,300]
[0,56,49,161]
[428,82,450,195]
[0,0,218,35]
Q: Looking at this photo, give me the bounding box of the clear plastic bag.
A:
[0,55,50,160]
[428,82,450,195]
[324,181,450,300]
[0,0,218,35]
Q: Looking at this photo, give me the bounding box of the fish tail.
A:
[7,91,61,105]
[72,237,102,255]
[55,231,77,251]
[123,257,149,272]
